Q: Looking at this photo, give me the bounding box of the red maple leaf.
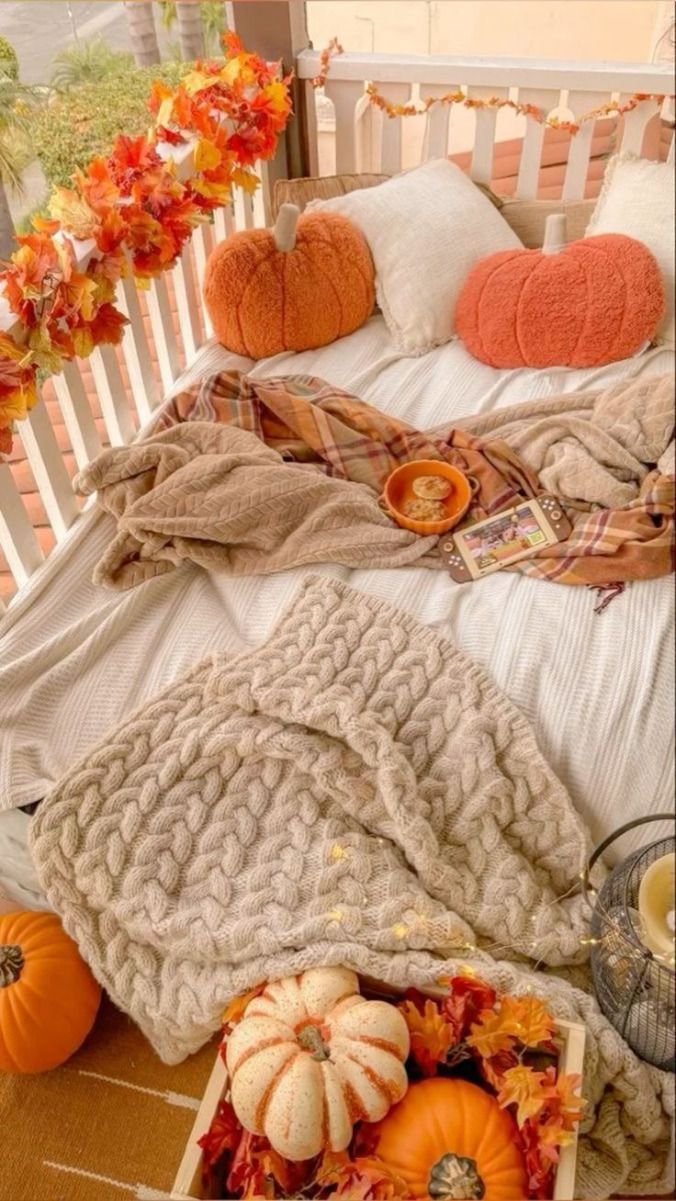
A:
[440,973,497,1041]
[197,1097,241,1169]
[519,1117,555,1200]
[84,302,128,346]
[314,1150,408,1199]
[226,1130,311,1199]
[107,134,162,192]
[154,125,186,146]
[478,1046,520,1090]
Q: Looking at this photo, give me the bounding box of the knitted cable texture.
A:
[30,577,673,1198]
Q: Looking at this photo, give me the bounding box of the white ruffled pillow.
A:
[586,153,675,347]
[307,159,522,355]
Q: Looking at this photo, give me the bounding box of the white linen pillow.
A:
[306,158,522,355]
[586,152,675,347]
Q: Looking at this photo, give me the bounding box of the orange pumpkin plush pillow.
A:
[204,204,375,359]
[456,213,665,368]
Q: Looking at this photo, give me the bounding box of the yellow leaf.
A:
[49,188,99,240]
[26,327,65,374]
[264,79,290,113]
[194,138,221,172]
[70,326,95,359]
[232,167,260,195]
[497,1064,548,1127]
[181,69,215,96]
[194,178,232,203]
[156,95,176,128]
[221,56,242,84]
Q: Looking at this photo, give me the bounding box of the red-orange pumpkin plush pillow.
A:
[203,203,375,359]
[455,213,665,368]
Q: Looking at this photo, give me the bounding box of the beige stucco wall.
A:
[307,1,667,62]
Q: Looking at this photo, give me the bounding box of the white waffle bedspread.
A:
[0,320,673,907]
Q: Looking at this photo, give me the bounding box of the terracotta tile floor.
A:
[1,284,191,605]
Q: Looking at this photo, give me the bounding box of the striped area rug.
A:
[1,996,216,1201]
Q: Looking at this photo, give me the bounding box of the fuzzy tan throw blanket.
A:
[75,372,674,593]
[30,577,673,1199]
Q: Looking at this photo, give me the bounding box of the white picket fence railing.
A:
[296,50,675,197]
[0,50,674,613]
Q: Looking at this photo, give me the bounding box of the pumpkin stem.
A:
[542,213,567,256]
[273,203,300,253]
[0,944,24,987]
[428,1153,485,1200]
[297,1022,331,1061]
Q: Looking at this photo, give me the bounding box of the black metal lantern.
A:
[584,815,675,1073]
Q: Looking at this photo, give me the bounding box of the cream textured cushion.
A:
[500,197,594,248]
[306,159,522,355]
[586,152,675,346]
[272,173,503,218]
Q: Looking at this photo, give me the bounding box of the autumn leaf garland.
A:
[0,32,293,453]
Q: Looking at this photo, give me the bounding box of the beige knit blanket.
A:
[75,373,674,591]
[30,577,673,1199]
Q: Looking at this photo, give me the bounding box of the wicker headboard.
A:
[272,174,595,248]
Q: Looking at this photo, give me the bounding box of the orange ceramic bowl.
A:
[383,460,476,535]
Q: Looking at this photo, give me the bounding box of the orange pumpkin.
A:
[456,213,665,368]
[203,203,375,359]
[373,1077,528,1200]
[0,911,101,1073]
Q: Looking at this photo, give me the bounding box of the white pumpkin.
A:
[225,966,410,1161]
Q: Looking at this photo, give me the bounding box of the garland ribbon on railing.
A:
[0,33,292,456]
[315,38,670,133]
[365,83,669,132]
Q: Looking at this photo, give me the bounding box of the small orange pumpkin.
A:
[456,213,665,368]
[204,203,375,359]
[0,911,101,1073]
[373,1076,528,1200]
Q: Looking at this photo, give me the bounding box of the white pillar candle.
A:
[638,852,675,961]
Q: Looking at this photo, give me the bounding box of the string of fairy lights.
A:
[324,842,675,973]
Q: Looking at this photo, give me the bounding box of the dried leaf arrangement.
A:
[198,971,585,1200]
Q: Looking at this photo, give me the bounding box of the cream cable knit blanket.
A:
[30,578,673,1198]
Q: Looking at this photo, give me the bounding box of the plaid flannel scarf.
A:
[157,371,674,594]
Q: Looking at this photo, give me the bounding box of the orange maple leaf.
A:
[504,996,556,1047]
[497,1064,548,1127]
[75,157,120,212]
[399,998,455,1075]
[221,983,265,1030]
[542,1068,586,1130]
[315,1150,408,1199]
[468,994,555,1057]
[467,1006,516,1057]
[538,1117,576,1158]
